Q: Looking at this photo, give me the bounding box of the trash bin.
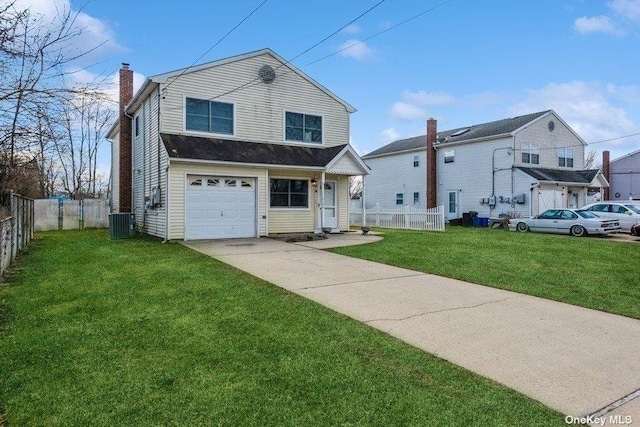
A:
[464,211,478,227]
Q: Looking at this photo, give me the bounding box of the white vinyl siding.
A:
[363,150,426,208]
[514,115,584,169]
[130,88,167,238]
[159,53,349,147]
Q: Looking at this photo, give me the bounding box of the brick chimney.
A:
[119,63,133,213]
[602,150,610,201]
[426,118,437,208]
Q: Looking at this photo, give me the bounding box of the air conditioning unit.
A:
[109,213,135,239]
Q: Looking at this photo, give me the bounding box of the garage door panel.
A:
[186,175,256,240]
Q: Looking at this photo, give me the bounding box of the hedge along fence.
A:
[34,199,109,231]
[0,192,35,276]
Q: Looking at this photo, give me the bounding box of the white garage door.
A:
[185,175,256,240]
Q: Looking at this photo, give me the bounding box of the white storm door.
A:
[321,181,337,229]
[447,190,459,220]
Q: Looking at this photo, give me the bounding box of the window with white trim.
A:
[185,97,234,135]
[444,150,454,164]
[396,193,404,205]
[270,179,309,208]
[413,192,420,204]
[285,112,322,143]
[558,148,574,167]
[413,155,419,167]
[521,142,539,164]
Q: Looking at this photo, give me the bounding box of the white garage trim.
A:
[185,175,257,240]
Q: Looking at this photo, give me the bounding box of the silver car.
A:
[510,209,621,237]
[581,202,640,233]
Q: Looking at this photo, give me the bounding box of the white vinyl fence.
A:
[34,199,109,231]
[350,204,445,232]
[0,192,35,276]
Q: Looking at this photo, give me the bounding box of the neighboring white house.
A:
[605,149,640,201]
[107,48,368,240]
[363,110,608,221]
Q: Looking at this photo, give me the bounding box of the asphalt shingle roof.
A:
[161,133,346,167]
[363,110,551,159]
[517,167,600,184]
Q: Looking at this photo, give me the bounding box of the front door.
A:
[447,190,459,220]
[320,181,337,230]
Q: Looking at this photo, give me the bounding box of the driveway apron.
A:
[183,237,640,420]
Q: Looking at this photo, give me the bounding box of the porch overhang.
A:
[518,167,609,188]
[161,133,367,175]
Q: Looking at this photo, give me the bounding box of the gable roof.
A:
[517,167,601,184]
[363,110,552,159]
[161,133,367,174]
[127,48,356,115]
[611,148,640,164]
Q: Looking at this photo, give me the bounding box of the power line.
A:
[306,0,454,66]
[163,0,269,91]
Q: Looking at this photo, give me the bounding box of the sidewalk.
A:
[183,235,640,421]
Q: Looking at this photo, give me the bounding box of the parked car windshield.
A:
[576,210,599,219]
[624,204,640,214]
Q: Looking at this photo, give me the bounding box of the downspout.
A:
[157,88,162,197]
[124,109,134,213]
[491,146,514,216]
[163,165,169,243]
[361,175,366,228]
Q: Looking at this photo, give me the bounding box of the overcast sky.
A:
[11,0,640,170]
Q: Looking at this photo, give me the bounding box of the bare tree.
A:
[349,176,363,199]
[0,1,110,199]
[584,147,600,170]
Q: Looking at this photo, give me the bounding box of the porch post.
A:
[320,171,326,232]
[361,175,366,227]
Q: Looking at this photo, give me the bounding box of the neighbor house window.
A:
[270,179,309,208]
[396,193,404,205]
[413,155,419,167]
[558,148,574,167]
[444,150,455,163]
[521,142,539,164]
[134,116,140,137]
[186,97,234,135]
[285,112,322,143]
[413,192,420,204]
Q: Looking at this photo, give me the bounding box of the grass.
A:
[333,227,640,319]
[0,230,567,426]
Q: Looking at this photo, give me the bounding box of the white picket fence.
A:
[350,204,445,232]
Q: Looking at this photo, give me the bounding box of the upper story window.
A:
[558,148,574,168]
[521,142,539,164]
[186,97,234,135]
[444,150,454,164]
[396,193,404,205]
[285,112,322,143]
[413,155,419,167]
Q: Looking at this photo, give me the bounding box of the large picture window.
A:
[270,179,309,208]
[285,112,322,143]
[186,97,234,135]
[558,148,574,167]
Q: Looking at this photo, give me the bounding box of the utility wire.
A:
[306,0,454,66]
[163,0,269,91]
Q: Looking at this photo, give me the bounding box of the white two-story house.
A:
[363,110,608,221]
[108,48,368,240]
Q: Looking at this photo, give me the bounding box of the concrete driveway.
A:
[183,236,640,421]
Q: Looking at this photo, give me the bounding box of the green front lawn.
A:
[0,230,565,426]
[333,227,640,319]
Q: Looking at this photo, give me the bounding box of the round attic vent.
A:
[258,65,276,84]
[548,120,555,131]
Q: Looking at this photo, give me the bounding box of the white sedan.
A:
[509,209,621,237]
[581,202,640,233]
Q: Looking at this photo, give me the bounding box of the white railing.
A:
[350,204,445,232]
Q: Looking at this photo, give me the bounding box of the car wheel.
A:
[631,226,638,236]
[516,222,529,232]
[570,225,586,237]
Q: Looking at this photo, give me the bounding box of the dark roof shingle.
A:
[517,167,600,184]
[363,110,551,159]
[161,133,345,167]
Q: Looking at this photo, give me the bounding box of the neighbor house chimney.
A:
[119,63,133,213]
[426,118,437,208]
[602,150,610,201]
